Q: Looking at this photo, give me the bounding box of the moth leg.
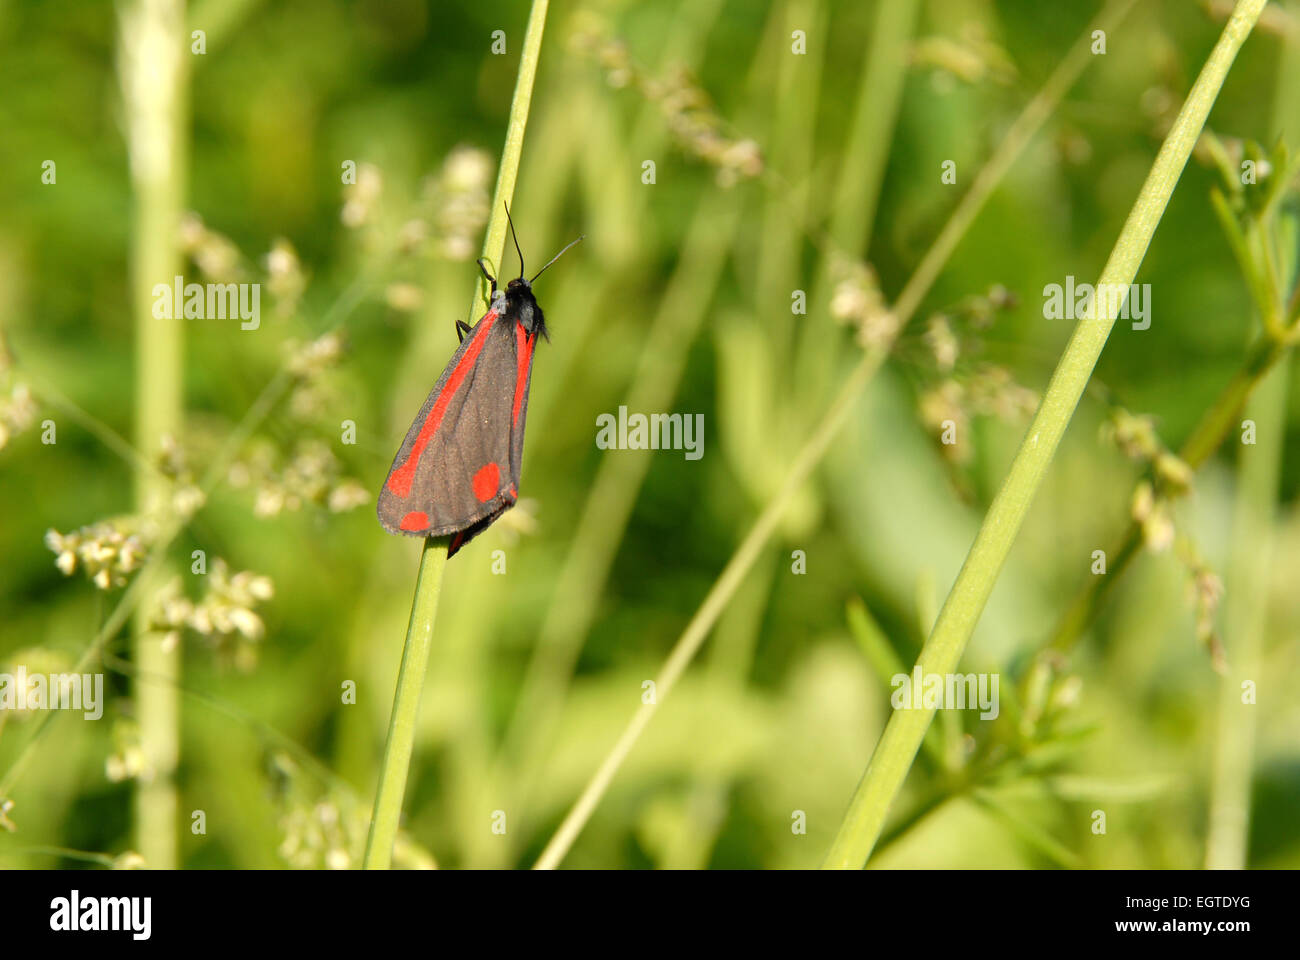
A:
[476,258,497,296]
[458,259,497,342]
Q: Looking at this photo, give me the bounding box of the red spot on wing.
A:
[399,511,429,531]
[512,325,536,428]
[386,311,499,498]
[472,462,500,502]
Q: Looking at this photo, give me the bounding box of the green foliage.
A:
[0,0,1298,870]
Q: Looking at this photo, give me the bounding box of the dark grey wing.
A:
[377,308,522,542]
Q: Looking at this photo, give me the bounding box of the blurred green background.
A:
[0,0,1297,869]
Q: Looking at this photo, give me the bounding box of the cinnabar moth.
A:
[377,208,582,557]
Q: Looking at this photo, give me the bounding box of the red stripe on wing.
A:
[386,310,499,498]
[512,324,535,427]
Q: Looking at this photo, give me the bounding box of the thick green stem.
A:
[823,0,1267,869]
[121,0,189,870]
[361,0,550,869]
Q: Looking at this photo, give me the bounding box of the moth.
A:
[378,209,582,556]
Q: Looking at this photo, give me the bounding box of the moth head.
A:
[503,279,546,340]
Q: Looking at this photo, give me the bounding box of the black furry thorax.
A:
[501,278,548,340]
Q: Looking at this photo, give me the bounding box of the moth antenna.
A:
[529,234,585,284]
[504,202,525,279]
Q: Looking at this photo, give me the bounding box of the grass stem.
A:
[823,0,1268,869]
[362,539,448,869]
[360,0,551,869]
